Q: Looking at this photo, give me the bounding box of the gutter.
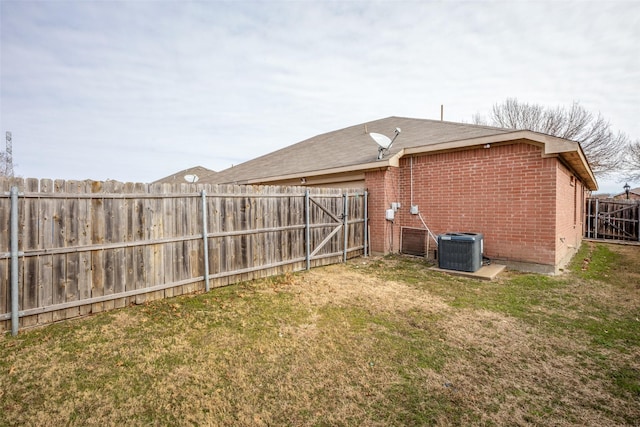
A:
[238,150,405,185]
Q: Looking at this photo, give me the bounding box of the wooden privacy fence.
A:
[0,178,368,334]
[584,198,640,242]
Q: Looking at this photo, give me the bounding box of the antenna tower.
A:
[4,132,14,177]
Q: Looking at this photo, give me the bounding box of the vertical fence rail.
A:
[0,179,367,333]
[364,191,368,257]
[305,189,310,270]
[595,199,599,240]
[201,190,210,292]
[10,186,19,336]
[587,197,592,239]
[342,193,348,263]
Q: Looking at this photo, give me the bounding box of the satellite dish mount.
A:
[370,128,401,160]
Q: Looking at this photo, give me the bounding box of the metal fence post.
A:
[305,189,310,270]
[593,199,600,239]
[342,193,348,263]
[586,198,592,238]
[364,191,368,257]
[201,190,210,292]
[637,203,640,242]
[10,186,19,336]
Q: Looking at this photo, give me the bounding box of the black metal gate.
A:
[585,198,640,242]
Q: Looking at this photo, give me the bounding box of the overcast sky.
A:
[1,0,639,193]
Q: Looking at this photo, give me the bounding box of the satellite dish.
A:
[369,128,401,160]
[184,174,199,183]
[369,132,392,149]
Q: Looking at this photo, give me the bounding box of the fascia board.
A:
[523,132,598,190]
[244,153,403,185]
[402,130,529,155]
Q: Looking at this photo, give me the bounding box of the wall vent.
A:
[401,227,428,257]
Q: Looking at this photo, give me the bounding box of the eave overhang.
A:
[229,130,598,191]
[233,151,403,185]
[402,130,598,191]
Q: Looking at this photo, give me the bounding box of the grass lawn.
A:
[1,242,639,426]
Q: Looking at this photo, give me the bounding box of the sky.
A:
[1,0,639,194]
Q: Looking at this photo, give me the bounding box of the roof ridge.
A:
[385,115,512,132]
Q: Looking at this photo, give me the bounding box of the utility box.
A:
[437,233,483,272]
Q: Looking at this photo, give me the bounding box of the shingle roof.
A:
[614,187,640,197]
[201,116,597,190]
[153,165,217,184]
[209,116,511,184]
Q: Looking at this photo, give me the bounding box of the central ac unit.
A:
[437,232,483,272]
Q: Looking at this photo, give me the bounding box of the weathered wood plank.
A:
[77,180,92,316]
[253,186,264,279]
[123,182,135,306]
[190,183,202,290]
[21,179,40,327]
[50,179,67,322]
[37,179,54,325]
[220,185,233,286]
[150,183,164,301]
[63,180,80,319]
[163,184,175,298]
[103,181,117,311]
[209,188,222,289]
[111,181,127,308]
[134,182,147,304]
[172,186,186,296]
[90,180,105,313]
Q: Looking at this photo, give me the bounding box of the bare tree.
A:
[474,99,627,176]
[625,140,640,181]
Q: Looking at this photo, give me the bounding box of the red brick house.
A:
[206,117,597,274]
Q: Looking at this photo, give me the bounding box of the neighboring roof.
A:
[153,166,217,184]
[590,193,614,199]
[613,187,640,198]
[209,116,598,190]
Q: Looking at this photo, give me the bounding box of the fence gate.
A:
[585,198,640,242]
[304,191,367,269]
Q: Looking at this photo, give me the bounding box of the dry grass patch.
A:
[442,309,632,426]
[1,243,639,426]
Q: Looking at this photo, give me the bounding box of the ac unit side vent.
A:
[401,227,427,257]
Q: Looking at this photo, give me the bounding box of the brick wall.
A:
[364,167,399,253]
[392,143,560,268]
[554,162,587,269]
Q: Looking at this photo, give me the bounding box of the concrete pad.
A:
[430,264,507,281]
